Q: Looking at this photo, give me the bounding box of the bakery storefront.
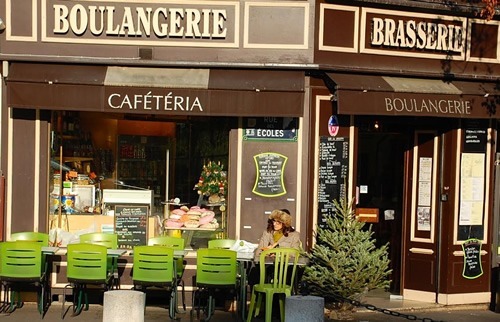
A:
[312,1,500,305]
[0,0,310,294]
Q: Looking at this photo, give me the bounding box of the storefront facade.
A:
[1,0,500,306]
[0,0,313,293]
[311,0,500,305]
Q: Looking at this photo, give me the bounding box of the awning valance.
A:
[7,63,305,117]
[327,73,500,119]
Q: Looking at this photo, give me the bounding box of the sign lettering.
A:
[385,98,472,115]
[371,17,464,53]
[52,4,227,39]
[107,92,204,111]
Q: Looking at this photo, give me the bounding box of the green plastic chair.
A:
[11,232,49,245]
[0,241,49,318]
[191,248,238,322]
[79,232,117,249]
[132,245,177,320]
[148,236,187,311]
[62,243,112,318]
[246,247,300,322]
[79,233,119,288]
[208,239,236,249]
[11,232,50,283]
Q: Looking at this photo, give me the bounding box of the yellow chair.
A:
[148,236,187,311]
[79,233,119,288]
[246,248,300,322]
[11,232,49,245]
[208,239,236,249]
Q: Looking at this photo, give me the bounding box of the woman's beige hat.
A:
[269,209,292,227]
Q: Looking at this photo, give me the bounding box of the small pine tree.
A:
[302,198,391,318]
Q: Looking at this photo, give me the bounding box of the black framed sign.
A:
[252,152,287,197]
[114,205,148,249]
[317,136,349,229]
[462,238,483,279]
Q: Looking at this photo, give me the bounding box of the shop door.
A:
[402,130,443,301]
[356,128,406,294]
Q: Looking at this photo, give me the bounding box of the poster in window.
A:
[459,153,485,226]
[417,206,431,231]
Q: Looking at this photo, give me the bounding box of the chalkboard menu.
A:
[318,136,349,229]
[114,205,148,249]
[252,152,287,197]
[462,238,483,279]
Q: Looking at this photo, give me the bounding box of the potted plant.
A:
[302,198,392,320]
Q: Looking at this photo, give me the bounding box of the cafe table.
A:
[42,246,60,254]
[128,249,187,258]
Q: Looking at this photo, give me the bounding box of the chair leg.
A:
[254,293,263,317]
[246,291,257,322]
[278,296,285,322]
[38,284,44,317]
[205,293,214,322]
[61,284,72,319]
[169,287,176,320]
[178,278,186,312]
[72,285,84,316]
[265,293,273,322]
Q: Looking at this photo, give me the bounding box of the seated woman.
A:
[248,209,301,287]
[254,208,300,261]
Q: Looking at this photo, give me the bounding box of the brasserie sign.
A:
[371,17,464,53]
[363,9,467,57]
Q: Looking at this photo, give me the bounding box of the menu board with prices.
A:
[318,136,349,229]
[114,205,148,249]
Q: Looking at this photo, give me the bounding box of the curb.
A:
[356,303,490,314]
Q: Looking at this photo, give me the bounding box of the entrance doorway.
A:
[356,116,408,293]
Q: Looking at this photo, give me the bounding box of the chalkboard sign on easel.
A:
[114,205,148,249]
[462,238,483,279]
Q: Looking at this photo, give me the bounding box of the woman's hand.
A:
[261,242,278,251]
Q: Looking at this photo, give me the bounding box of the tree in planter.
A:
[302,198,392,320]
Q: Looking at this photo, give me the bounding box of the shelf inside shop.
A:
[55,157,94,163]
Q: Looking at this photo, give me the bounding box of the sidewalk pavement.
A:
[1,300,499,322]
